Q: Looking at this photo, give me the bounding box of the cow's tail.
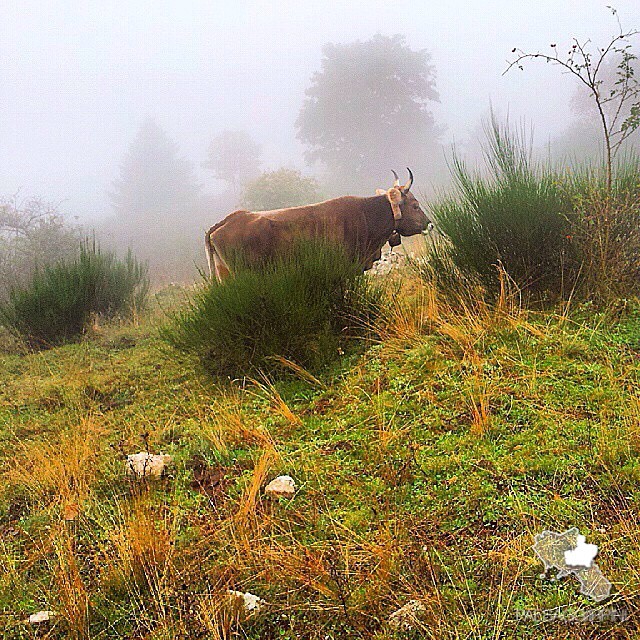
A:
[205,211,248,280]
[204,228,216,279]
[205,223,233,281]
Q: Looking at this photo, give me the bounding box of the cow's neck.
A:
[361,195,396,257]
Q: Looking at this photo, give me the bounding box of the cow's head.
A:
[376,169,433,236]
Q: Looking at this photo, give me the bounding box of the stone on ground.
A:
[28,610,56,624]
[227,590,265,614]
[265,475,296,498]
[388,599,427,631]
[126,452,173,478]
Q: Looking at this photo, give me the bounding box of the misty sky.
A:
[1,0,639,221]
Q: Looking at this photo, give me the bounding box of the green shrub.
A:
[430,117,575,300]
[163,239,382,376]
[91,248,150,317]
[0,242,149,348]
[242,168,321,211]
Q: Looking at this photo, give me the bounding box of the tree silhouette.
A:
[110,118,201,219]
[107,119,202,282]
[296,34,443,194]
[204,130,262,196]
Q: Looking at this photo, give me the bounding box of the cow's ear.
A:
[386,187,403,220]
[375,188,387,196]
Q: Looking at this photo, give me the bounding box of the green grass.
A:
[1,281,639,638]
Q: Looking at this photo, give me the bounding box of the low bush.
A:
[163,239,382,376]
[242,168,321,210]
[0,242,149,348]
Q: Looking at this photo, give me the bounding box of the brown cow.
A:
[205,169,431,281]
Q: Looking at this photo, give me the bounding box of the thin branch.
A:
[504,51,593,92]
[504,16,640,193]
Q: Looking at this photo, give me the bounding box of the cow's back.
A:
[208,197,368,267]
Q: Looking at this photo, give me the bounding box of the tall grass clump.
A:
[430,116,575,300]
[163,239,382,376]
[0,241,149,348]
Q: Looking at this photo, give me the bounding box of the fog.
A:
[1,0,638,280]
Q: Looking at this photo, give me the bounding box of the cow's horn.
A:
[403,167,414,193]
[391,170,400,187]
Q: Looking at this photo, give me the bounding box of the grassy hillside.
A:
[1,282,639,638]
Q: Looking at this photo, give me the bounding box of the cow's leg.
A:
[362,248,382,271]
[211,247,231,282]
[215,259,230,282]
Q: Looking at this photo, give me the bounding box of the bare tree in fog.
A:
[552,56,640,164]
[204,130,262,198]
[507,7,640,191]
[566,56,640,145]
[296,34,444,194]
[0,196,79,296]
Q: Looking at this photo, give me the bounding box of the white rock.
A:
[28,610,56,624]
[388,599,427,631]
[265,475,296,498]
[126,452,173,478]
[371,250,407,276]
[227,590,265,613]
